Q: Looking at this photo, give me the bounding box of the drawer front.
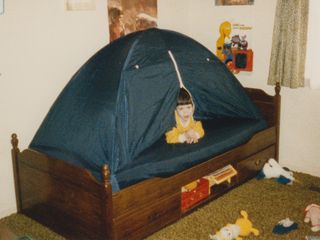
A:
[237,146,275,183]
[113,193,181,239]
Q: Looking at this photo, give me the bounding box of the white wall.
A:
[306,0,320,90]
[158,0,191,34]
[0,0,109,218]
[1,0,319,218]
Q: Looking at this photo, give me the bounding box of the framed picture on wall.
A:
[107,0,158,42]
[0,0,4,15]
[215,0,254,6]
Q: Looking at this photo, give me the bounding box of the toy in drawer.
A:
[203,164,237,188]
[181,178,210,211]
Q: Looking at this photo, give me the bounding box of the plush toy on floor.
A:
[256,158,294,184]
[272,218,298,234]
[209,210,259,240]
[304,204,320,232]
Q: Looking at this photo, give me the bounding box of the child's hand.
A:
[186,136,198,144]
[185,129,199,144]
[186,129,198,139]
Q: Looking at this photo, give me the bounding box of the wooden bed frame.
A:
[11,84,280,240]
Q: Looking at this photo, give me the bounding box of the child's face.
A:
[176,104,194,122]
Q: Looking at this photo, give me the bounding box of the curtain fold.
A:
[268,0,309,88]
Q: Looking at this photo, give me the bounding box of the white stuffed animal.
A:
[258,158,294,184]
[209,210,259,240]
[209,224,240,240]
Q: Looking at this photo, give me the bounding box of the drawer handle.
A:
[255,159,262,166]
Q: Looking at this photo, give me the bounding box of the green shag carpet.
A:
[1,172,320,240]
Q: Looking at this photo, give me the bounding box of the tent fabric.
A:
[30,28,265,191]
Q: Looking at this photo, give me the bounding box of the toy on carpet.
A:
[304,204,320,232]
[272,218,298,234]
[209,210,259,240]
[256,158,294,184]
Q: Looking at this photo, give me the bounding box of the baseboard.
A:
[280,161,320,178]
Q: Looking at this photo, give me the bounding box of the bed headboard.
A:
[245,83,280,160]
[245,83,280,128]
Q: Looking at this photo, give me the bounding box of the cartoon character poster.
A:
[107,0,158,42]
[216,21,253,74]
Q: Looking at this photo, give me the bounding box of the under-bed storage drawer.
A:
[237,145,275,183]
[113,193,181,240]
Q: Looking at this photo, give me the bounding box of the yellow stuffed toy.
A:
[209,210,259,240]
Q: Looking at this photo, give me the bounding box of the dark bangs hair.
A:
[177,88,193,106]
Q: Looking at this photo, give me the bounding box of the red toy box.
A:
[181,178,210,211]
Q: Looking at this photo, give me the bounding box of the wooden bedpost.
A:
[101,164,114,239]
[274,82,281,161]
[11,133,22,213]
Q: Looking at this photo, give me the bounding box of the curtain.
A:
[268,0,309,88]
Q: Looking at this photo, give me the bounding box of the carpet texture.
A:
[1,172,320,240]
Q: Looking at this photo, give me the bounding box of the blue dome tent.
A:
[30,28,265,191]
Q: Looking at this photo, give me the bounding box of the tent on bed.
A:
[30,28,266,191]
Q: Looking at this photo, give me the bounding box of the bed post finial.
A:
[11,133,19,151]
[101,164,111,187]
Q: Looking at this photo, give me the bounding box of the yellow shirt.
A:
[166,112,205,144]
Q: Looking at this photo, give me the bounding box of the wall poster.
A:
[107,0,158,42]
[216,21,254,74]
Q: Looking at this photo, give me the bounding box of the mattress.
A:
[115,117,267,189]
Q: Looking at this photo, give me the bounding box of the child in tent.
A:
[166,88,205,144]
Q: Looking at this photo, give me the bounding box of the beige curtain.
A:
[268,0,309,88]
